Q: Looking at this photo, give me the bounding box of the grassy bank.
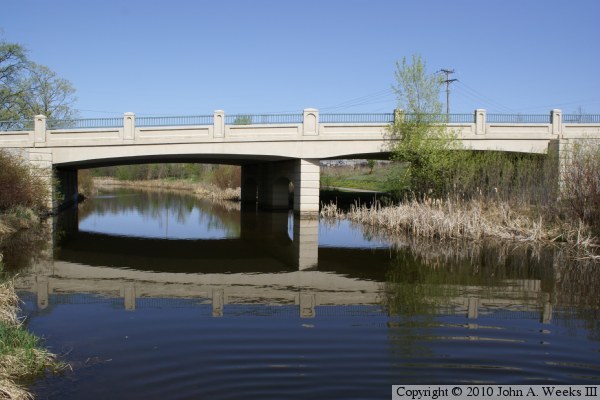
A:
[0,208,40,237]
[92,177,241,201]
[320,163,391,192]
[0,150,62,398]
[0,260,63,399]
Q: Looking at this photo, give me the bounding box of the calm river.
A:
[2,188,599,399]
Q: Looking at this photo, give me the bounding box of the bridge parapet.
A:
[2,108,600,149]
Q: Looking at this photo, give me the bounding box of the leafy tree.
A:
[0,37,76,122]
[367,159,376,174]
[386,55,461,198]
[19,63,77,120]
[0,40,28,121]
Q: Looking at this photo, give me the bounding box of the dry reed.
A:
[321,198,568,244]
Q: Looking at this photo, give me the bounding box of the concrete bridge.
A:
[1,108,599,215]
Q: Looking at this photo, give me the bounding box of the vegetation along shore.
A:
[320,56,599,258]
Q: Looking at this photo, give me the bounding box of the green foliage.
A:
[387,55,462,198]
[320,164,391,192]
[392,54,443,115]
[367,160,375,174]
[20,63,77,120]
[233,115,252,125]
[386,55,559,207]
[449,150,558,206]
[93,163,241,189]
[0,40,28,121]
[0,37,76,121]
[0,150,49,213]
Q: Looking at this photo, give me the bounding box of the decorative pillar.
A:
[551,109,562,136]
[302,108,319,136]
[214,110,225,138]
[124,112,135,140]
[393,108,404,124]
[34,114,47,144]
[475,109,486,135]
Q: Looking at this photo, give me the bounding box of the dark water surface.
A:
[3,188,600,399]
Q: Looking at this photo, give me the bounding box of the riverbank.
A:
[92,177,241,201]
[321,199,599,258]
[0,208,40,236]
[0,260,63,400]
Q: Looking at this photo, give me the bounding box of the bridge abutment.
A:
[241,158,320,218]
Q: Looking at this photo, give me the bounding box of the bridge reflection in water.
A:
[13,200,557,325]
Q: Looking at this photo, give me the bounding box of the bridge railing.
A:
[0,119,34,131]
[3,110,600,135]
[136,115,213,127]
[402,113,475,123]
[320,113,395,123]
[487,114,550,124]
[47,117,124,130]
[224,114,303,125]
[563,114,600,123]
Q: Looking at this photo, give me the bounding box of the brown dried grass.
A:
[322,198,569,243]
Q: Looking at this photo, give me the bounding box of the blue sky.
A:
[2,0,599,117]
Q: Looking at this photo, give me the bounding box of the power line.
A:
[318,88,396,111]
[439,69,457,115]
[453,81,514,113]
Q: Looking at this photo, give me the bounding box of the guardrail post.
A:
[124,112,135,140]
[34,115,47,144]
[475,109,486,135]
[214,110,224,138]
[303,108,319,136]
[551,109,562,136]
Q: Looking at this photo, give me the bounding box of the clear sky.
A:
[2,0,599,118]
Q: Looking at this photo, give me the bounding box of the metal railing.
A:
[320,113,394,123]
[487,114,550,124]
[447,113,475,123]
[5,113,600,133]
[401,113,474,123]
[0,120,34,131]
[563,114,600,123]
[225,114,303,125]
[48,118,124,130]
[136,115,213,127]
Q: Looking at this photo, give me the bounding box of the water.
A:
[3,188,599,399]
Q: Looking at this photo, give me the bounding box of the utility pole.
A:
[439,69,457,116]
